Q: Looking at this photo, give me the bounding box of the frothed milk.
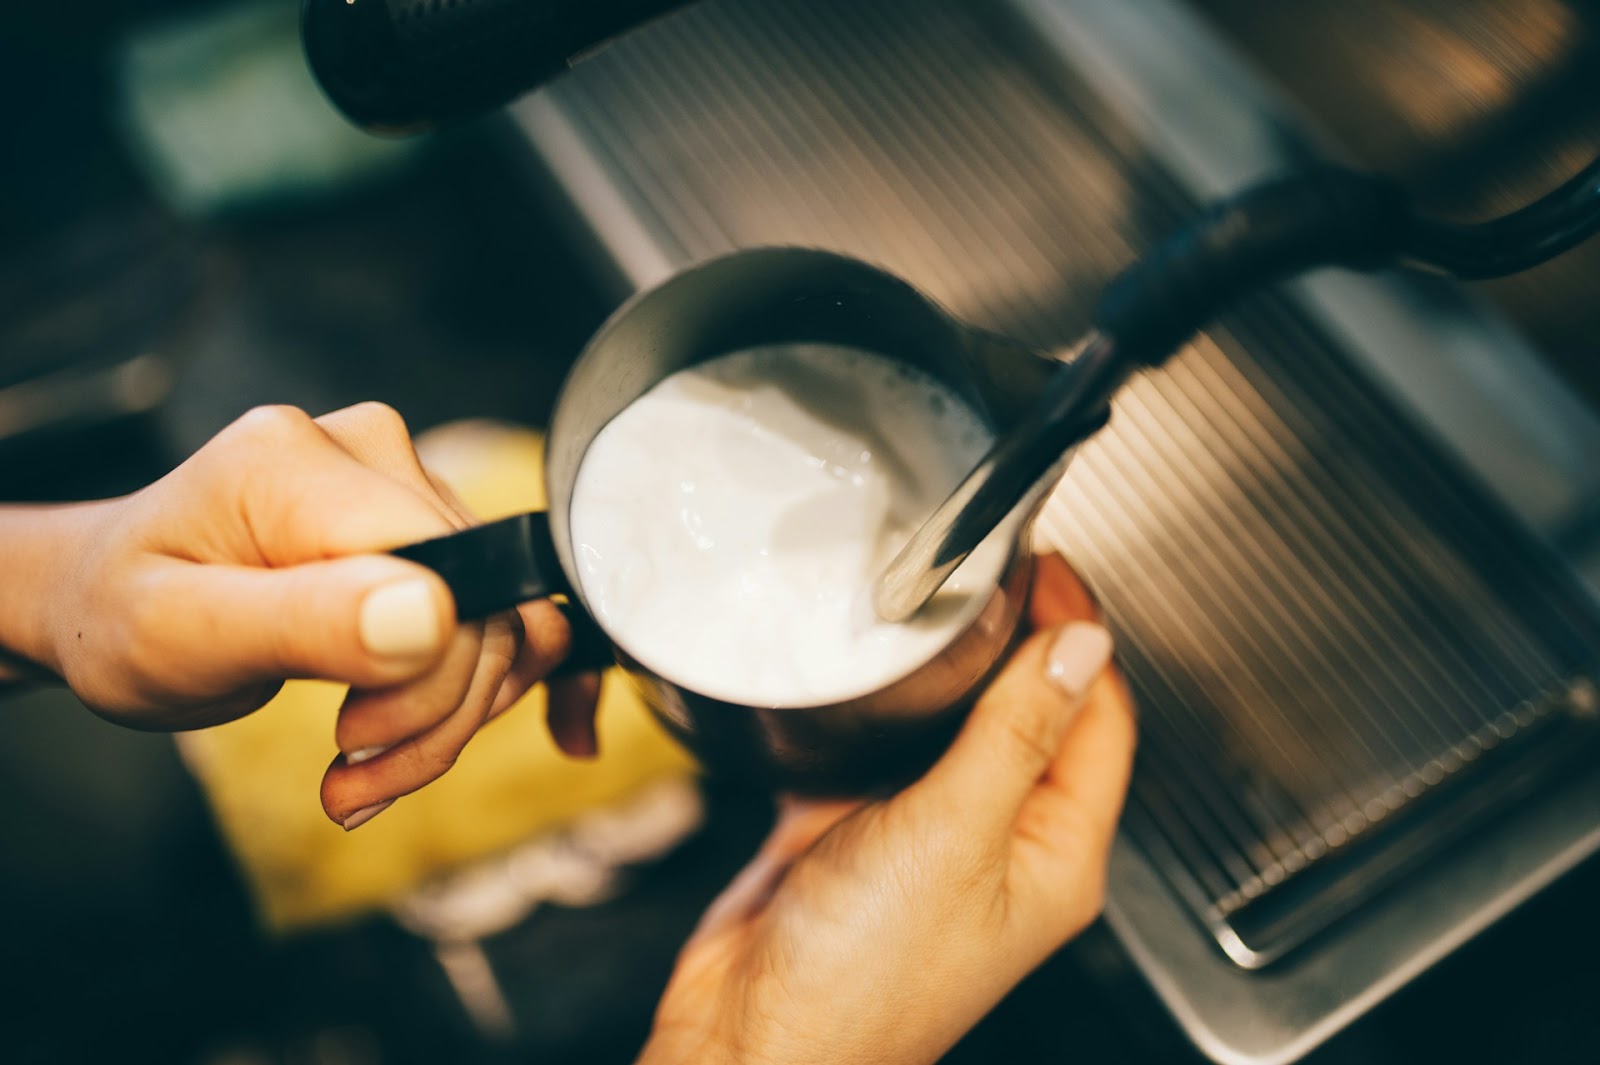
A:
[569,344,1019,707]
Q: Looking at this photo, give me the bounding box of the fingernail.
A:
[360,579,442,660]
[341,799,394,831]
[346,745,391,765]
[1045,622,1113,701]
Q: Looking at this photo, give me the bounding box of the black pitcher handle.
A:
[392,511,561,619]
[391,511,614,675]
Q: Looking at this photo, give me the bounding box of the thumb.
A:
[907,622,1113,834]
[144,555,457,696]
[692,798,862,939]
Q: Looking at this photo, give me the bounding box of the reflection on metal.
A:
[1038,318,1600,965]
[0,354,174,443]
[390,779,704,1041]
[434,941,518,1042]
[1015,0,1600,545]
[1191,0,1600,412]
[509,0,1600,1060]
[0,207,205,454]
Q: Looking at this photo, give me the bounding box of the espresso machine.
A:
[302,2,1600,1061]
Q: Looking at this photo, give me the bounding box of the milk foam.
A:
[569,344,1019,707]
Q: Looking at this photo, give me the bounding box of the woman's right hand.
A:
[641,555,1137,1065]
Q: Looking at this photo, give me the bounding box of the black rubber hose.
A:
[1093,166,1410,368]
[1092,154,1600,373]
[1401,154,1600,280]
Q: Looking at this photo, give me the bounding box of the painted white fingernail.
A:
[346,745,391,765]
[360,579,442,660]
[1045,622,1113,701]
[341,799,394,831]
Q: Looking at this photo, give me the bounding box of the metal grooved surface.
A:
[542,0,1600,962]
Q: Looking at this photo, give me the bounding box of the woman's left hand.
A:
[16,403,598,829]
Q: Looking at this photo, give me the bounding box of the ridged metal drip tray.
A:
[510,0,1600,1058]
[1041,306,1600,968]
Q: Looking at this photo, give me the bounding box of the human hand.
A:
[639,554,1136,1065]
[21,404,598,828]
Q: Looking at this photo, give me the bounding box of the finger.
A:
[315,402,439,490]
[316,403,477,535]
[333,621,484,755]
[321,612,520,826]
[325,403,582,739]
[1029,667,1137,857]
[325,405,577,703]
[1009,667,1137,933]
[193,406,459,564]
[692,797,863,938]
[322,405,572,736]
[906,621,1114,836]
[543,671,601,758]
[493,599,583,752]
[135,555,455,696]
[325,401,580,644]
[424,462,580,724]
[491,599,574,715]
[418,447,581,708]
[1028,552,1101,630]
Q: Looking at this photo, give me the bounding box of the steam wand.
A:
[294,2,1599,624]
[873,156,1600,622]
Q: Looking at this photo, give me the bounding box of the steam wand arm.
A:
[873,157,1600,622]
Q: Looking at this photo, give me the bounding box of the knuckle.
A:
[345,401,410,440]
[228,404,316,445]
[187,407,319,518]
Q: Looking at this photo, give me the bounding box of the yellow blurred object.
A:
[179,421,698,932]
